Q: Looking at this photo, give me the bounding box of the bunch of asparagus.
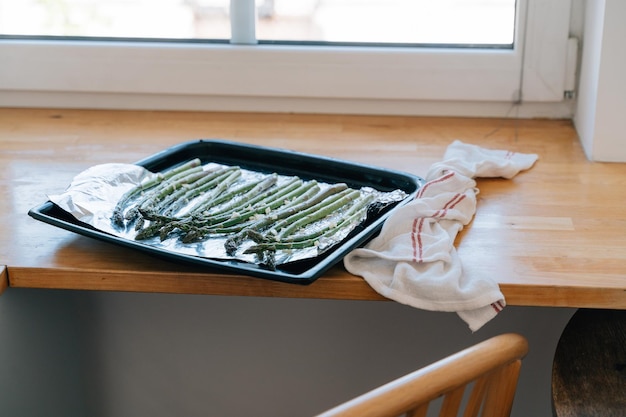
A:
[111,158,376,269]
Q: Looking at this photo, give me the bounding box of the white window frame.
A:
[0,0,572,115]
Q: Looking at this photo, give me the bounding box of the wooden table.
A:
[1,108,625,308]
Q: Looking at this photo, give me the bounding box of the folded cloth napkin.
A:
[343,140,538,331]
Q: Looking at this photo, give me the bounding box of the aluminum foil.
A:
[48,162,407,269]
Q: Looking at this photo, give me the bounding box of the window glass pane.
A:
[0,0,515,46]
[0,0,230,40]
[257,0,516,46]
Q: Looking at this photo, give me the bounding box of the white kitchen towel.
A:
[343,140,538,331]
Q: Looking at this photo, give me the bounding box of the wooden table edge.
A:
[500,284,626,309]
[6,266,625,308]
[0,266,7,296]
[7,266,388,301]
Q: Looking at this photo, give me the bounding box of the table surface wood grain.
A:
[1,108,625,308]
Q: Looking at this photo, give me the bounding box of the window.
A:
[0,0,573,115]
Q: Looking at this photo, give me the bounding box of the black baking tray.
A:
[29,139,424,284]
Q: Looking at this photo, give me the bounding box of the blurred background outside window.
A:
[0,0,516,47]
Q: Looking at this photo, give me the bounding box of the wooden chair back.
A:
[316,333,529,417]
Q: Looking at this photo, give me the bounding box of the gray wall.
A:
[0,289,89,417]
[0,288,575,417]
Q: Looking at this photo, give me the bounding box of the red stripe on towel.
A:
[411,217,425,263]
[411,218,419,261]
[416,171,455,199]
[417,218,425,262]
[491,301,505,313]
[433,193,466,218]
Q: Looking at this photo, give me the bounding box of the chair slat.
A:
[481,360,522,417]
[439,385,466,417]
[406,403,429,417]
